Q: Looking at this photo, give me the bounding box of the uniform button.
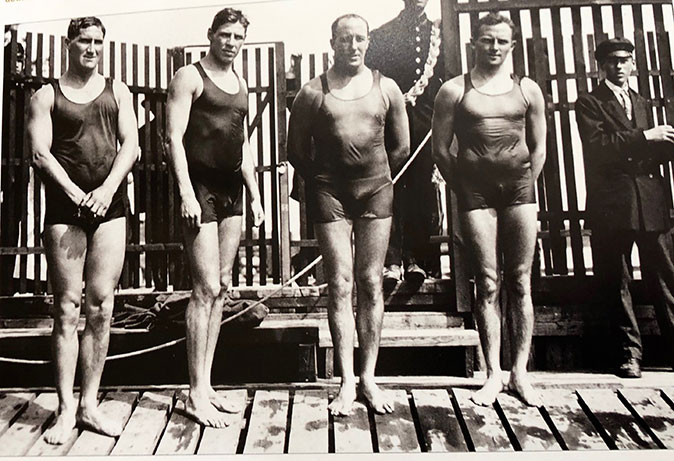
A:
[416,46,421,52]
[415,57,422,63]
[416,68,422,75]
[649,173,654,178]
[416,36,421,42]
[415,26,420,32]
[627,157,633,161]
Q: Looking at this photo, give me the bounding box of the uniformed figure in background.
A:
[365,0,444,284]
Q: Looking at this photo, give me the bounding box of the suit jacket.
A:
[575,81,673,232]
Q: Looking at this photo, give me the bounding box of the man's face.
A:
[472,23,515,68]
[208,21,246,65]
[67,25,104,71]
[602,53,634,87]
[403,0,429,12]
[331,17,369,71]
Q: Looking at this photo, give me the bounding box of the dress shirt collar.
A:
[604,78,630,97]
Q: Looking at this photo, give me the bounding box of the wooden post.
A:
[275,42,292,284]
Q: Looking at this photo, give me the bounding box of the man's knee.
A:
[328,272,353,302]
[475,270,499,303]
[192,279,221,306]
[53,291,82,330]
[504,268,532,300]
[85,290,115,328]
[356,268,383,302]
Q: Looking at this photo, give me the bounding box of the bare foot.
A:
[44,409,76,445]
[76,405,122,437]
[185,394,228,428]
[471,374,504,406]
[208,388,240,414]
[328,382,357,416]
[359,380,394,415]
[508,372,542,407]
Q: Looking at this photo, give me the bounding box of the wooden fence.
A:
[1,29,290,294]
[442,0,674,282]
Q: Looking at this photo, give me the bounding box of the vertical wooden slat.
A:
[121,42,128,84]
[287,390,328,453]
[633,6,653,102]
[48,35,55,79]
[551,6,586,276]
[60,36,67,75]
[531,9,568,275]
[243,390,289,454]
[109,41,116,79]
[254,47,267,285]
[244,48,253,286]
[274,42,291,284]
[131,90,141,288]
[111,391,174,455]
[19,33,33,293]
[612,4,625,38]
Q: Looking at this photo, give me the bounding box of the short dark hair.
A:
[211,7,249,32]
[67,17,105,40]
[331,14,369,39]
[471,12,518,41]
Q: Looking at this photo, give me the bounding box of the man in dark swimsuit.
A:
[166,8,264,428]
[288,14,409,416]
[29,17,138,443]
[433,13,547,406]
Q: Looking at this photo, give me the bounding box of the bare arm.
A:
[522,77,547,181]
[239,79,264,226]
[166,66,201,228]
[287,82,320,179]
[29,85,87,206]
[83,80,139,217]
[431,79,463,185]
[381,75,410,176]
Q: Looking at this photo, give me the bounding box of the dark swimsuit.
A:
[184,62,248,223]
[454,73,536,211]
[308,70,393,222]
[46,78,127,230]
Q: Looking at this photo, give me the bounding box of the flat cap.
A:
[595,37,634,62]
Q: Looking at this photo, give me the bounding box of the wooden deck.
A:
[1,373,673,456]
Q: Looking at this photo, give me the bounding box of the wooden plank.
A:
[539,389,606,450]
[373,389,420,452]
[619,388,674,449]
[287,389,328,453]
[661,387,674,408]
[155,391,201,455]
[0,393,35,437]
[25,393,82,457]
[577,388,655,449]
[412,389,468,452]
[197,390,248,455]
[0,392,58,456]
[68,392,138,456]
[243,390,289,454]
[111,390,174,455]
[333,399,372,453]
[452,388,512,452]
[496,392,560,451]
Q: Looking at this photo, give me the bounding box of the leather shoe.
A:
[405,263,426,285]
[617,357,641,378]
[383,265,403,284]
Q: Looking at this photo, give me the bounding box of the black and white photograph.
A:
[0,0,673,458]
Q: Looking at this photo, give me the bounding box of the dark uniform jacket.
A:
[576,81,673,232]
[365,10,444,129]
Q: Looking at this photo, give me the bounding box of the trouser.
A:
[591,228,674,363]
[385,111,441,276]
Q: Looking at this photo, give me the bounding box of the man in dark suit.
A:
[576,37,674,378]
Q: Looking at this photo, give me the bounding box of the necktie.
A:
[619,90,632,121]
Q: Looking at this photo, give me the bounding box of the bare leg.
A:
[76,218,126,436]
[501,204,541,407]
[316,220,357,416]
[462,209,504,406]
[206,216,243,414]
[354,217,394,414]
[183,222,227,428]
[43,225,86,444]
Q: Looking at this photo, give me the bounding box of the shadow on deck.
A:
[0,373,673,455]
